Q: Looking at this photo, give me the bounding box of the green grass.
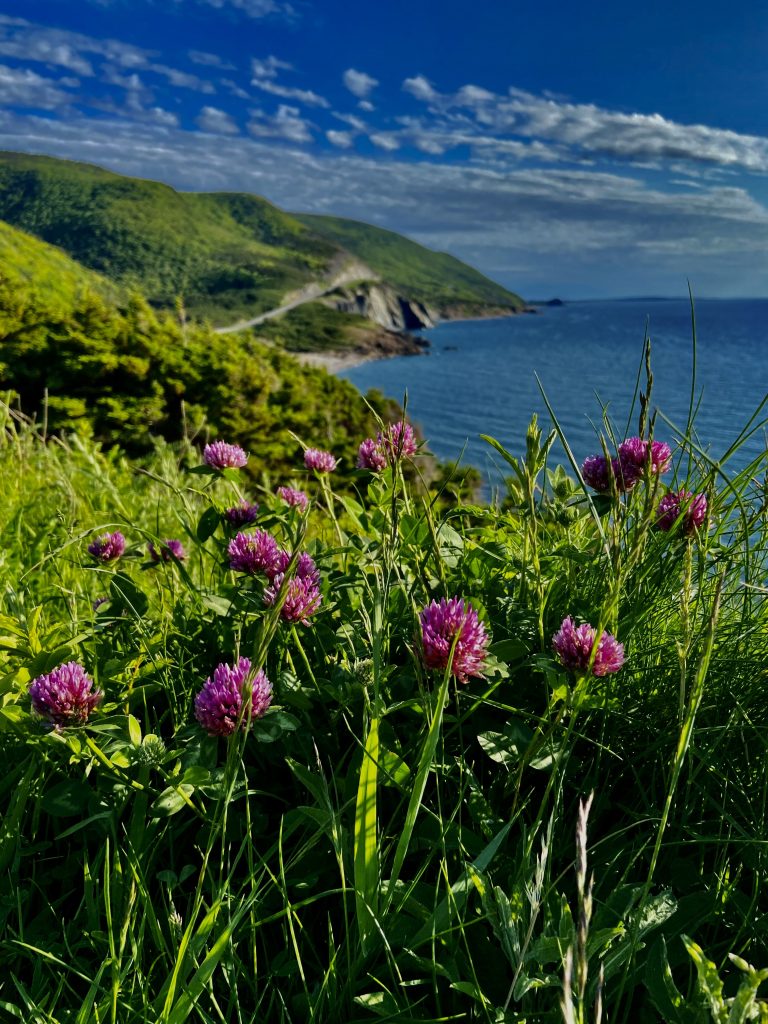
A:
[1,328,768,1021]
[295,212,526,313]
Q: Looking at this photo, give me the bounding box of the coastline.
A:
[293,306,529,374]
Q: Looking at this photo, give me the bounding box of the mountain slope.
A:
[294,213,525,316]
[0,151,336,323]
[0,219,120,306]
[0,152,525,327]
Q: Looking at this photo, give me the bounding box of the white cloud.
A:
[369,132,399,152]
[248,103,313,143]
[403,75,438,103]
[0,64,75,109]
[197,105,239,134]
[188,50,234,69]
[358,100,374,113]
[343,68,378,99]
[326,129,353,148]
[250,54,328,108]
[197,0,295,17]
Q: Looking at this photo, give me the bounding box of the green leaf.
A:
[41,780,92,818]
[150,784,195,817]
[196,506,220,542]
[128,714,142,746]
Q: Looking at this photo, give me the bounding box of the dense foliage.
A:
[1,342,768,1021]
[295,213,525,314]
[0,243,397,481]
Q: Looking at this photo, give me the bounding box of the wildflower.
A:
[380,421,418,460]
[227,530,280,576]
[92,596,109,611]
[29,662,102,727]
[203,440,248,469]
[581,455,612,494]
[419,597,490,683]
[616,437,672,489]
[656,490,708,535]
[277,486,309,510]
[304,447,337,472]
[357,437,387,472]
[148,539,186,563]
[224,501,260,527]
[272,549,320,584]
[264,573,322,624]
[194,657,272,736]
[88,531,126,563]
[552,617,624,676]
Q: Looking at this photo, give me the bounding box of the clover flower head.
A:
[203,441,248,469]
[616,436,672,489]
[29,662,102,728]
[581,455,612,494]
[227,530,280,576]
[264,573,322,624]
[357,437,387,472]
[277,486,309,510]
[224,501,260,527]
[148,539,186,563]
[552,616,624,676]
[194,657,272,736]
[304,448,337,473]
[656,490,708,534]
[88,531,126,563]
[419,597,490,684]
[380,421,418,460]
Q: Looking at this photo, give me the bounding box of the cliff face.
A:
[323,281,437,331]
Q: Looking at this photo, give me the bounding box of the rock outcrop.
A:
[322,281,437,332]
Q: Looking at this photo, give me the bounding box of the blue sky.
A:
[1,0,767,298]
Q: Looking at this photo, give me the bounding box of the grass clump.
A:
[0,339,767,1023]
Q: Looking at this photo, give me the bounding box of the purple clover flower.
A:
[264,574,322,624]
[552,616,624,676]
[380,421,418,460]
[194,657,272,736]
[148,539,186,563]
[227,530,280,576]
[616,437,672,489]
[88,531,126,563]
[304,448,338,473]
[357,437,387,472]
[581,456,613,494]
[656,490,708,535]
[224,501,260,527]
[29,662,102,728]
[419,597,490,684]
[203,441,248,469]
[277,486,309,510]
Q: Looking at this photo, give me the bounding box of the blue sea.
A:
[339,299,768,491]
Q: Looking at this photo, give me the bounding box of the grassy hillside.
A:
[295,212,526,314]
[0,219,120,306]
[0,151,336,324]
[0,152,525,327]
[0,219,395,478]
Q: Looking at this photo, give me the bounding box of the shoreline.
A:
[293,307,529,374]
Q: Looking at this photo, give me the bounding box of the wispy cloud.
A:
[0,64,76,110]
[248,103,314,142]
[197,105,239,133]
[250,55,328,108]
[343,68,378,100]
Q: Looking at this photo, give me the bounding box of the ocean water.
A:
[340,299,768,490]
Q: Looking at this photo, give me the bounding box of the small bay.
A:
[340,298,768,488]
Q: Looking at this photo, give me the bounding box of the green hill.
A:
[0,216,395,476]
[0,219,119,306]
[294,213,525,315]
[0,151,336,324]
[0,152,525,326]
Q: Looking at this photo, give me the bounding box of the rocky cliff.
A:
[322,281,437,331]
